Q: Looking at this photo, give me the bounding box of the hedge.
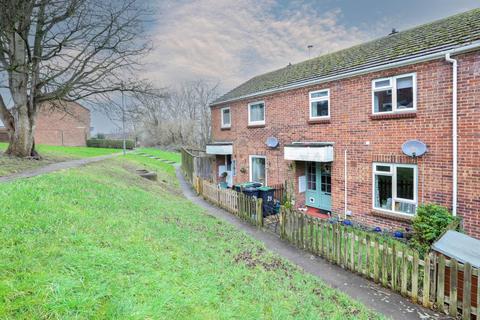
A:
[87,139,135,149]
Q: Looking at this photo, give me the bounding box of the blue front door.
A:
[305,162,332,211]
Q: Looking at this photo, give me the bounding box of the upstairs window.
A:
[248,101,265,126]
[372,73,416,114]
[373,163,417,215]
[309,89,330,119]
[221,107,231,128]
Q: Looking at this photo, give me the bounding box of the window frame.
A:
[248,101,266,126]
[220,107,231,128]
[309,89,330,120]
[249,155,267,185]
[371,73,417,115]
[372,162,418,216]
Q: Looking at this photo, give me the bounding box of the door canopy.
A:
[284,142,334,162]
[206,142,233,155]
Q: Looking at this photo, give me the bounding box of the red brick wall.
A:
[35,101,90,146]
[210,51,480,238]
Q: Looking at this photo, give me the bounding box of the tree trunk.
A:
[4,107,37,158]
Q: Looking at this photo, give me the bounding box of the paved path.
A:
[0,153,121,183]
[175,167,449,320]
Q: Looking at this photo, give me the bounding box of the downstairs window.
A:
[373,163,417,215]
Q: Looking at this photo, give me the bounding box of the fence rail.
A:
[280,207,479,319]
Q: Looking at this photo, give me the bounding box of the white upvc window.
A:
[372,73,416,114]
[248,101,265,126]
[221,107,231,128]
[372,163,418,215]
[249,155,266,185]
[309,89,330,119]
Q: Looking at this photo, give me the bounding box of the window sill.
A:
[308,118,330,124]
[371,209,414,222]
[220,127,231,131]
[247,124,265,128]
[370,112,416,120]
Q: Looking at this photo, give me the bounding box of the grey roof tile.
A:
[213,8,480,105]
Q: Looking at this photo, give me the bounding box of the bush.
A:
[411,204,459,255]
[87,138,134,150]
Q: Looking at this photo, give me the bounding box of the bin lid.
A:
[432,230,480,268]
[258,186,274,191]
[243,187,259,192]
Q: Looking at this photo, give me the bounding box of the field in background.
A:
[0,154,382,320]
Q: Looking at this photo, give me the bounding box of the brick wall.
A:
[35,100,90,146]
[210,51,480,238]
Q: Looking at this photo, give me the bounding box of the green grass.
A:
[0,143,121,177]
[0,155,382,320]
[137,147,181,163]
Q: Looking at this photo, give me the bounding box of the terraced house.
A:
[207,9,480,238]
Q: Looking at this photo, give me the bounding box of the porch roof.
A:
[206,142,233,155]
[284,142,334,162]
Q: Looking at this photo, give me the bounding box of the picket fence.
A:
[280,207,479,319]
[197,178,263,227]
[188,172,479,319]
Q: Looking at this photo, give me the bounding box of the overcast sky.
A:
[4,1,480,133]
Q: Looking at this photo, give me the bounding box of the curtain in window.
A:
[251,157,265,184]
[250,104,264,122]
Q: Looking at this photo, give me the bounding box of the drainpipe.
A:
[344,149,348,219]
[445,53,457,217]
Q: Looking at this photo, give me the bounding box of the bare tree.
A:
[131,80,218,149]
[0,0,150,157]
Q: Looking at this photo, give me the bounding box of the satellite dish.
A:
[402,140,428,157]
[266,137,279,148]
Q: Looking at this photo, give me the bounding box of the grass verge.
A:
[0,154,382,319]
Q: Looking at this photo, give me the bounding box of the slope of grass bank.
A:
[136,147,181,163]
[0,155,382,319]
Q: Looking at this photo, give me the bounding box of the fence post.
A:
[462,262,472,320]
[449,258,458,316]
[437,254,446,313]
[256,198,263,227]
[423,253,431,307]
[280,207,286,239]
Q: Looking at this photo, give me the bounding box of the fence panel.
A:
[278,207,478,319]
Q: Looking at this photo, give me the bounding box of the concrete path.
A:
[0,153,120,183]
[175,167,450,320]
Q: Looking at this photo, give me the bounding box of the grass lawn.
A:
[136,147,181,163]
[0,143,121,177]
[0,154,382,319]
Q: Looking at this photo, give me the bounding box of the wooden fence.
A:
[280,207,479,319]
[181,148,195,183]
[198,179,263,227]
[181,148,213,183]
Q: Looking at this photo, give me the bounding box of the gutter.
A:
[445,53,458,217]
[211,40,480,107]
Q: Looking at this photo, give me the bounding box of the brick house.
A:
[206,9,480,238]
[0,100,91,147]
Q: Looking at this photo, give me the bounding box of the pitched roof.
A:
[212,8,480,105]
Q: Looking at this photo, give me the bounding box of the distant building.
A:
[0,100,91,147]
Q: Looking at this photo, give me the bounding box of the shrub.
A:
[87,139,134,149]
[411,204,459,255]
